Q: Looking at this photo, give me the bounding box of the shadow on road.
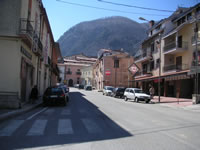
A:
[0,91,132,149]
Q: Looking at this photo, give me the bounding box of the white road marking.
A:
[0,120,24,136]
[26,107,48,120]
[61,109,71,115]
[82,118,102,133]
[27,120,47,136]
[58,119,73,134]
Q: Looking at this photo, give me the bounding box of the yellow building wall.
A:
[0,38,21,93]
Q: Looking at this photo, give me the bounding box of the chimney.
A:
[149,20,155,28]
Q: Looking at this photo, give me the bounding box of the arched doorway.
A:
[68,79,73,87]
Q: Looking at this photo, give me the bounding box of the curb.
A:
[0,102,42,122]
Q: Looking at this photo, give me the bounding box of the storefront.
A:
[135,71,194,99]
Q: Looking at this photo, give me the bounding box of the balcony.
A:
[191,36,200,45]
[76,71,82,75]
[135,70,152,77]
[163,41,188,54]
[134,50,152,63]
[19,18,34,46]
[66,71,72,75]
[163,64,189,72]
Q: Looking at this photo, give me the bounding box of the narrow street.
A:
[0,88,200,150]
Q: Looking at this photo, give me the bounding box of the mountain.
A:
[58,16,148,57]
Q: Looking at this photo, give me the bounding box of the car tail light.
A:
[61,93,65,97]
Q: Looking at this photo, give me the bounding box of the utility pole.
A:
[158,33,161,103]
[194,17,199,98]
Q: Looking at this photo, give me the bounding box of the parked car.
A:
[85,85,92,91]
[111,87,126,98]
[124,88,151,103]
[43,87,68,106]
[79,84,84,89]
[74,84,79,88]
[103,86,114,96]
[59,85,69,102]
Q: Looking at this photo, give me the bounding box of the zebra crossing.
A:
[0,109,107,137]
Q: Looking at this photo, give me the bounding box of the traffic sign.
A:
[105,70,111,76]
[129,63,139,76]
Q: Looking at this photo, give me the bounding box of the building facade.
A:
[81,66,94,86]
[0,0,60,108]
[134,4,200,99]
[94,49,134,90]
[58,54,97,87]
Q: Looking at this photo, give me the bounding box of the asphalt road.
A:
[0,88,200,150]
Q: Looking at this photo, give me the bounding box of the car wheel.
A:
[103,92,104,95]
[124,96,128,101]
[135,97,139,103]
[145,99,150,103]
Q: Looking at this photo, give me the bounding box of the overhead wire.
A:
[97,0,174,13]
[56,0,170,17]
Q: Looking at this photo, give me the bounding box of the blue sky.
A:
[42,0,199,41]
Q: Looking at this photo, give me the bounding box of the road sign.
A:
[105,70,111,76]
[129,63,139,76]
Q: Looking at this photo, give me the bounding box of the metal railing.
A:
[135,70,152,76]
[134,50,152,62]
[19,18,33,39]
[163,64,189,72]
[164,41,188,52]
[164,42,176,52]
[191,36,200,45]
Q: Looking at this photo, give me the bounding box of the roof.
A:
[172,4,200,22]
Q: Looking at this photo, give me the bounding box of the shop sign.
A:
[21,47,32,60]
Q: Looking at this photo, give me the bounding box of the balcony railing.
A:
[164,41,188,53]
[19,18,33,41]
[66,71,72,75]
[191,36,200,45]
[135,70,152,77]
[76,71,82,75]
[134,50,152,63]
[164,42,176,52]
[163,64,189,72]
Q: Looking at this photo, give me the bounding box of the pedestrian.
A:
[30,85,38,104]
[149,85,155,99]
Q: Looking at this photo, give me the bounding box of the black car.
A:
[43,87,68,106]
[85,85,92,91]
[78,84,84,89]
[111,87,126,98]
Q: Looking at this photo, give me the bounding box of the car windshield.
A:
[134,89,144,93]
[117,88,125,92]
[107,87,114,90]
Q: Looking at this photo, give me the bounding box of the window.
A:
[114,59,119,68]
[151,42,155,53]
[77,77,80,84]
[150,61,154,71]
[156,59,160,68]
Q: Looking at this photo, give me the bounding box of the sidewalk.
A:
[0,98,42,122]
[151,96,200,110]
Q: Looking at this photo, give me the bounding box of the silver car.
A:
[103,86,114,96]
